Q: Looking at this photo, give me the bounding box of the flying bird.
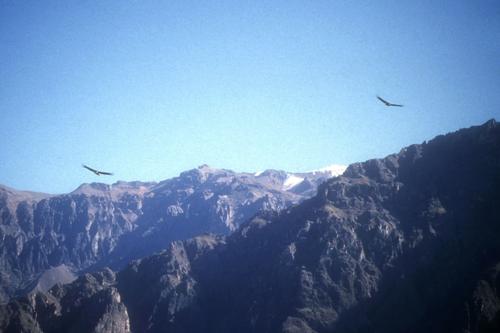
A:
[377,95,403,107]
[82,164,113,176]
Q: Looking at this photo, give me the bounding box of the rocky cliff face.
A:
[0,181,150,303]
[0,167,334,303]
[2,119,499,333]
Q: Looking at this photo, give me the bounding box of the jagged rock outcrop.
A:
[0,268,130,333]
[0,167,335,303]
[2,119,499,333]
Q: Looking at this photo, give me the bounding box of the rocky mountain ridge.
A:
[0,165,339,303]
[1,119,498,332]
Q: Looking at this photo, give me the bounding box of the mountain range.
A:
[1,120,500,332]
[0,165,343,304]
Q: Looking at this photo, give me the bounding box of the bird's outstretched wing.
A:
[83,164,98,174]
[389,103,403,107]
[377,95,390,106]
[82,164,113,176]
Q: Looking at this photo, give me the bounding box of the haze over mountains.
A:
[1,120,500,333]
[0,165,343,303]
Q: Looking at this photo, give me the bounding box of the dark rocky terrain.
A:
[1,119,500,333]
[0,166,335,304]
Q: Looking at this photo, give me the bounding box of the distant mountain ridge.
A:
[1,119,498,332]
[0,164,342,303]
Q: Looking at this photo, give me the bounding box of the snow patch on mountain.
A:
[313,164,347,177]
[283,174,304,190]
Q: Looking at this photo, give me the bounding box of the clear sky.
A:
[1,1,499,194]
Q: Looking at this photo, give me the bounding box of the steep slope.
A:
[0,166,333,303]
[97,165,337,269]
[2,119,498,333]
[0,181,151,303]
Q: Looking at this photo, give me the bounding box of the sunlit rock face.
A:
[0,165,334,303]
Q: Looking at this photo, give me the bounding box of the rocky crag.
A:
[0,166,336,303]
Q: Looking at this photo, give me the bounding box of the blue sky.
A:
[1,1,499,193]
